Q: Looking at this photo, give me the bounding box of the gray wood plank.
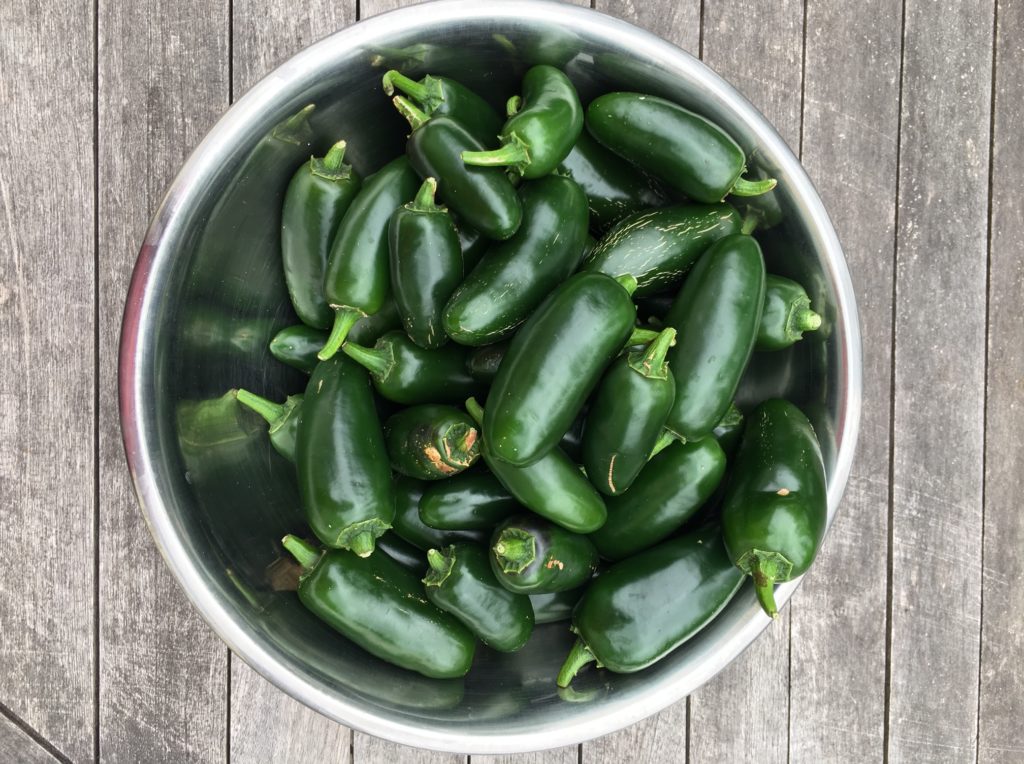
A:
[594,0,701,50]
[96,0,231,760]
[788,0,901,760]
[472,748,577,764]
[0,713,61,764]
[888,0,993,761]
[978,0,1024,760]
[0,0,96,761]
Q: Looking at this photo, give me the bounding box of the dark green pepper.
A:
[389,177,463,349]
[419,472,519,530]
[391,475,488,550]
[382,70,503,147]
[467,398,607,534]
[530,588,585,624]
[384,404,481,481]
[588,439,727,561]
[663,234,766,441]
[712,402,745,459]
[319,156,421,360]
[722,399,827,618]
[269,304,402,375]
[455,220,489,271]
[484,272,637,466]
[462,65,583,179]
[581,327,677,496]
[556,525,744,686]
[586,93,776,203]
[341,330,480,405]
[580,203,742,297]
[296,356,394,556]
[442,174,590,346]
[282,535,475,678]
[465,341,510,384]
[281,140,362,329]
[375,531,426,575]
[755,274,823,351]
[489,515,599,594]
[424,543,534,652]
[234,389,302,462]
[396,97,522,241]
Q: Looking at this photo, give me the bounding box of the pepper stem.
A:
[730,175,778,197]
[310,140,353,182]
[627,327,661,347]
[381,70,428,102]
[409,177,443,213]
[649,430,678,459]
[340,339,391,378]
[794,307,822,332]
[349,532,375,558]
[736,549,793,619]
[392,95,430,131]
[423,546,456,587]
[506,94,523,116]
[557,638,598,687]
[629,327,676,379]
[271,103,315,146]
[740,210,761,235]
[235,389,285,425]
[281,534,322,571]
[318,308,363,361]
[492,527,536,574]
[614,273,639,296]
[461,136,530,172]
[465,397,484,426]
[440,423,479,469]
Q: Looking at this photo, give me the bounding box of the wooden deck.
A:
[2,0,1021,761]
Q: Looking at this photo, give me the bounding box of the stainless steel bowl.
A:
[119,0,861,753]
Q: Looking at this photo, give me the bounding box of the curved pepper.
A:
[530,587,586,624]
[418,472,519,530]
[755,274,823,351]
[382,70,503,147]
[391,475,487,550]
[234,389,302,462]
[465,341,510,384]
[375,531,427,575]
[269,304,402,375]
[489,515,599,594]
[384,404,480,481]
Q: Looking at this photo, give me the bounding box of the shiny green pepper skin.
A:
[269,305,402,375]
[375,532,426,575]
[489,515,599,594]
[755,274,823,351]
[465,342,510,384]
[530,588,585,624]
[391,475,487,550]
[418,472,519,530]
[382,70,503,147]
[234,390,302,462]
[384,405,481,481]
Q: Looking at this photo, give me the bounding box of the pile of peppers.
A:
[231,64,828,687]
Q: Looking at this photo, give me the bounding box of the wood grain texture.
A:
[978,0,1024,760]
[788,1,900,760]
[96,0,230,759]
[0,714,60,764]
[594,0,700,51]
[888,0,993,761]
[353,735,466,764]
[0,0,96,761]
[472,748,578,764]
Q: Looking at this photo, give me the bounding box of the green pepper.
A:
[712,402,745,459]
[580,204,742,297]
[442,174,590,346]
[465,341,510,384]
[269,303,402,375]
[530,588,585,624]
[586,93,777,203]
[341,330,480,405]
[466,398,607,534]
[391,475,488,550]
[581,327,677,496]
[755,274,823,351]
[319,156,421,360]
[455,220,489,271]
[375,531,426,575]
[588,439,727,561]
[419,472,519,530]
[234,390,302,462]
[484,272,638,466]
[281,140,362,329]
[389,177,463,349]
[557,409,586,463]
[489,515,599,594]
[556,525,744,686]
[396,97,522,241]
[722,399,827,618]
[663,234,766,441]
[296,356,394,556]
[424,543,535,652]
[282,535,476,678]
[556,129,666,232]
[384,405,481,481]
[381,70,503,147]
[462,65,583,179]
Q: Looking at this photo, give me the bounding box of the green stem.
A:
[381,70,428,102]
[339,339,392,378]
[423,546,456,587]
[465,397,484,426]
[614,273,639,296]
[492,528,536,574]
[271,103,316,146]
[629,327,676,378]
[392,95,430,131]
[235,389,285,425]
[730,175,777,197]
[649,429,678,459]
[310,140,353,182]
[740,210,761,235]
[409,177,443,213]
[794,307,822,332]
[281,534,322,571]
[557,638,598,688]
[737,549,793,619]
[506,94,523,116]
[441,423,479,468]
[318,308,363,361]
[627,327,661,347]
[461,138,530,170]
[349,532,375,559]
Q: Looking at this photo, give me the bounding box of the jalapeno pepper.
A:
[580,203,742,297]
[721,399,827,618]
[382,70,503,147]
[462,65,583,179]
[384,404,481,481]
[424,543,535,652]
[530,587,585,624]
[755,274,823,351]
[296,356,394,556]
[465,341,510,384]
[484,272,638,466]
[396,97,522,241]
[319,157,421,360]
[466,398,606,534]
[281,140,362,329]
[442,174,590,346]
[375,531,426,575]
[489,515,599,594]
[455,219,489,271]
[391,475,488,550]
[269,304,402,375]
[234,389,302,462]
[282,535,476,678]
[419,472,519,530]
[581,327,677,496]
[556,524,744,686]
[663,234,766,441]
[712,402,745,459]
[588,438,727,561]
[341,330,480,405]
[388,177,463,349]
[586,93,777,203]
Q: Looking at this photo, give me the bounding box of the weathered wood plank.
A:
[96,0,231,760]
[978,0,1024,760]
[472,747,578,764]
[594,0,701,51]
[0,712,61,764]
[0,0,95,761]
[888,0,993,760]
[353,735,466,764]
[788,0,901,760]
